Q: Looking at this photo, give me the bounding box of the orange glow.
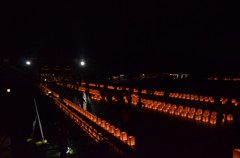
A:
[114,128,121,137]
[120,132,128,141]
[127,136,135,146]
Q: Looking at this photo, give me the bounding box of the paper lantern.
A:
[163,107,169,113]
[203,110,210,116]
[178,105,184,110]
[153,105,158,110]
[227,114,233,121]
[175,109,181,116]
[97,118,102,125]
[233,149,240,158]
[196,109,203,115]
[184,106,190,112]
[190,107,196,113]
[202,116,209,123]
[109,125,115,134]
[158,106,164,111]
[172,104,177,109]
[187,112,194,119]
[105,123,110,131]
[232,99,237,103]
[195,114,202,121]
[169,109,175,115]
[127,136,135,146]
[101,120,106,128]
[181,111,188,117]
[211,111,217,118]
[210,118,217,125]
[114,128,121,137]
[235,102,239,106]
[120,132,128,141]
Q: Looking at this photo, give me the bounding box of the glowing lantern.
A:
[227,114,233,121]
[174,109,181,116]
[97,118,102,125]
[172,104,177,109]
[153,106,158,110]
[195,114,202,121]
[178,105,184,110]
[105,123,110,131]
[158,106,164,111]
[187,112,194,119]
[202,116,209,123]
[109,125,115,134]
[88,126,93,133]
[232,99,237,103]
[181,111,188,117]
[203,110,210,116]
[120,132,128,142]
[169,109,175,115]
[196,109,203,115]
[233,149,240,158]
[163,107,169,113]
[184,106,190,112]
[190,107,196,113]
[101,120,106,128]
[210,118,217,125]
[114,128,121,137]
[211,111,217,118]
[127,136,135,146]
[235,102,239,106]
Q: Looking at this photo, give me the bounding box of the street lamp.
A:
[26,60,31,65]
[80,60,85,66]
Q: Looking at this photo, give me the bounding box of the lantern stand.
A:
[27,99,47,145]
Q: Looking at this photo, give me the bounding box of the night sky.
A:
[0,1,239,76]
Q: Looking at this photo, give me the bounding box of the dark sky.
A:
[0,1,239,75]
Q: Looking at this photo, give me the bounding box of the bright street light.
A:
[80,61,85,66]
[26,61,31,65]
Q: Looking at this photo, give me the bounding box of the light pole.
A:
[26,60,31,66]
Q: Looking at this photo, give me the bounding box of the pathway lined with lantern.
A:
[44,82,240,158]
[38,84,136,155]
[55,82,235,126]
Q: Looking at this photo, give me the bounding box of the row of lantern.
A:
[141,99,234,124]
[60,83,235,121]
[40,85,136,146]
[61,83,165,97]
[220,98,239,106]
[39,84,59,98]
[231,99,239,106]
[54,99,103,142]
[169,92,214,103]
[154,91,165,96]
[107,86,115,90]
[208,77,240,81]
[56,83,235,125]
[89,83,97,87]
[63,98,135,147]
[60,83,238,108]
[39,84,104,142]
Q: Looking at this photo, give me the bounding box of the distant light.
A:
[80,61,85,66]
[120,74,124,77]
[26,61,31,65]
[48,91,51,94]
[142,74,145,76]
[7,89,10,93]
[44,79,47,81]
